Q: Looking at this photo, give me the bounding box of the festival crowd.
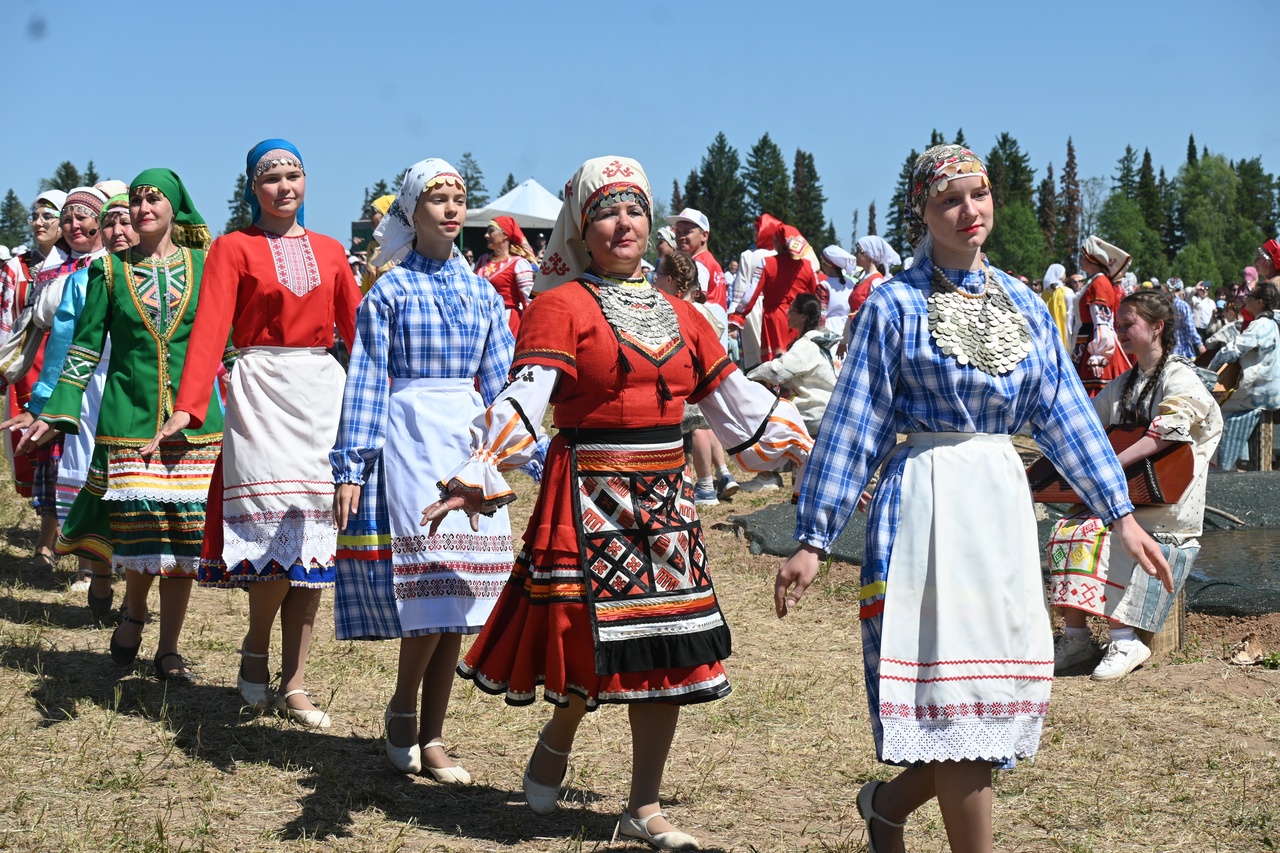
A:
[1,139,1276,853]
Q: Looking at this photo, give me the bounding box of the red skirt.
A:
[759,307,799,362]
[458,430,731,710]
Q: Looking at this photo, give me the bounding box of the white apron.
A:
[384,378,511,633]
[877,432,1052,764]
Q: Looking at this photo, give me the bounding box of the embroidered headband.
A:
[252,149,305,182]
[63,187,107,220]
[904,144,989,247]
[581,183,650,232]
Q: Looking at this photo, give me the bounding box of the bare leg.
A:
[690,429,713,481]
[420,633,463,769]
[36,515,58,561]
[278,585,322,711]
[116,570,157,646]
[528,695,587,785]
[155,577,193,661]
[387,634,439,748]
[934,760,993,853]
[864,764,938,853]
[709,434,728,470]
[1062,607,1088,629]
[84,557,113,598]
[627,703,682,835]
[241,579,289,684]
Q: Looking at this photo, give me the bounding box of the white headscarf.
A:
[534,156,651,293]
[1080,235,1132,281]
[1042,263,1066,290]
[822,245,858,276]
[371,158,463,267]
[856,235,901,271]
[32,190,67,214]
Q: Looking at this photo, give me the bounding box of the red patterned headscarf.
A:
[905,144,989,247]
[490,215,536,261]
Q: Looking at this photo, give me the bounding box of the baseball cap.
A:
[666,208,710,232]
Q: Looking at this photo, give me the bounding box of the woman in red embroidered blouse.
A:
[1074,235,1133,396]
[732,225,819,362]
[144,139,360,729]
[473,215,536,334]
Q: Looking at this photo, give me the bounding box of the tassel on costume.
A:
[616,347,633,375]
[656,374,673,404]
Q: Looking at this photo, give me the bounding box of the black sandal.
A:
[32,548,56,572]
[109,615,146,665]
[87,573,114,623]
[154,651,195,682]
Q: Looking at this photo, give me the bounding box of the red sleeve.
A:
[674,300,735,403]
[1081,275,1116,309]
[176,235,240,427]
[510,286,580,380]
[328,241,361,349]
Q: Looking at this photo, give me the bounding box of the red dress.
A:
[847,271,885,317]
[459,279,737,709]
[736,253,818,362]
[1072,273,1131,396]
[475,253,534,334]
[174,227,361,574]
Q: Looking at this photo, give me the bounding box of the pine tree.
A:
[1099,191,1167,280]
[791,149,827,245]
[1113,145,1138,199]
[83,160,100,186]
[1136,149,1162,234]
[1035,164,1058,259]
[954,128,967,147]
[1186,134,1198,167]
[743,133,792,222]
[41,161,82,192]
[499,173,518,195]
[683,169,700,212]
[695,134,749,258]
[362,179,390,218]
[823,220,838,249]
[1057,138,1082,272]
[929,129,945,147]
[867,201,877,236]
[1176,152,1264,287]
[985,133,1034,209]
[225,174,253,233]
[0,189,27,247]
[886,149,917,251]
[457,152,489,207]
[670,179,683,212]
[1158,167,1180,259]
[1235,156,1278,238]
[986,202,1047,276]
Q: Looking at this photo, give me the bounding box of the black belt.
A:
[558,424,682,446]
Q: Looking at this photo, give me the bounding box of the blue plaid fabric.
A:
[330,251,514,639]
[796,258,1134,594]
[1172,296,1203,359]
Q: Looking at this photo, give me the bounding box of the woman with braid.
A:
[1048,289,1222,681]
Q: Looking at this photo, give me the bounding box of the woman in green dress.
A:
[24,169,225,681]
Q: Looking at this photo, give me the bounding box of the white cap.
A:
[666,208,710,232]
[0,246,9,262]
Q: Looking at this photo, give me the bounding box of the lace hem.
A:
[221,510,338,573]
[115,555,200,577]
[880,715,1045,764]
[102,486,210,504]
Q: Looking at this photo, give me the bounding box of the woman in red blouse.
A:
[474,215,536,334]
[143,139,360,728]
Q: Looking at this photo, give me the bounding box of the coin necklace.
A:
[927,265,1032,375]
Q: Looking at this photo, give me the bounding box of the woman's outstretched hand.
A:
[1112,514,1173,592]
[774,544,823,618]
[140,411,192,457]
[421,488,485,535]
[14,419,56,455]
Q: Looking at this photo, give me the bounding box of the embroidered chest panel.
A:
[588,282,683,366]
[131,257,190,334]
[265,232,322,297]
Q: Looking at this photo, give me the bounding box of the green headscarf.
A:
[98,193,129,223]
[129,167,211,250]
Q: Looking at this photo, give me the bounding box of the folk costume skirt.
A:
[199,347,341,589]
[866,432,1052,766]
[1047,513,1197,633]
[55,341,110,523]
[458,426,732,710]
[56,438,218,577]
[334,378,511,639]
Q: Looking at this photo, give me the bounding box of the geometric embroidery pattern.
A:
[265,232,322,298]
[130,256,189,333]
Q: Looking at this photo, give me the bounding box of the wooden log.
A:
[1259,413,1275,472]
[1136,589,1184,655]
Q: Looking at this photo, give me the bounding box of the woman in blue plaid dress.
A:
[774,145,1172,853]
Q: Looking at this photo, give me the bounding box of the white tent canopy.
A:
[468,179,562,230]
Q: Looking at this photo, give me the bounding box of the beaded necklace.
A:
[927,264,1032,375]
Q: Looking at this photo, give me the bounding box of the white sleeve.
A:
[438,364,557,511]
[698,369,812,473]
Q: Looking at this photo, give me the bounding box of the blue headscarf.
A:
[244,138,305,226]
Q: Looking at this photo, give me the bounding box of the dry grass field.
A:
[0,465,1277,852]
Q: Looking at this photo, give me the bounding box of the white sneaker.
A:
[1053,633,1095,672]
[1090,638,1151,681]
[739,472,783,492]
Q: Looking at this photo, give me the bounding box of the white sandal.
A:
[383,707,421,774]
[421,739,472,785]
[614,810,699,850]
[857,780,906,853]
[274,688,331,729]
[236,646,270,710]
[522,728,569,815]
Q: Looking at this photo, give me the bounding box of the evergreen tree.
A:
[1158,167,1181,259]
[1234,156,1277,237]
[670,179,683,212]
[954,128,967,147]
[823,220,838,250]
[743,133,791,222]
[499,173,518,195]
[850,209,859,247]
[1079,177,1108,245]
[988,132,1034,207]
[225,174,253,233]
[1113,145,1138,199]
[1057,138,1082,272]
[1098,192,1167,280]
[362,179,390,218]
[41,161,82,192]
[1136,148,1161,234]
[1175,152,1263,286]
[867,201,877,236]
[1035,164,1058,259]
[0,189,27,247]
[683,168,700,212]
[83,160,100,186]
[929,129,945,146]
[695,134,750,258]
[1186,134,1198,167]
[791,149,827,245]
[457,152,489,207]
[886,149,917,252]
[986,202,1047,276]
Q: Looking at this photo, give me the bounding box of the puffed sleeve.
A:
[330,289,392,485]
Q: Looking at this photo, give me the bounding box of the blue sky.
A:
[4,0,1272,252]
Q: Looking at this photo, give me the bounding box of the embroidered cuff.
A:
[438,456,517,514]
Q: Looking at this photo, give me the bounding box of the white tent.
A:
[468,179,562,230]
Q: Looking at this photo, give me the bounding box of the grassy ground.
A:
[0,466,1277,852]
